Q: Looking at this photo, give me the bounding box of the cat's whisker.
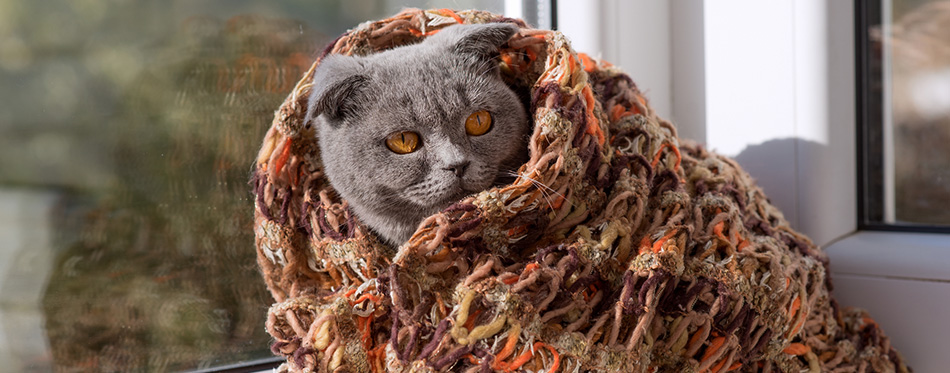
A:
[478,50,531,77]
[505,170,562,197]
[525,178,559,211]
[504,170,570,211]
[476,62,497,76]
[487,56,514,72]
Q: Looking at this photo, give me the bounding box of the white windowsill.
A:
[825,230,950,373]
[826,230,950,282]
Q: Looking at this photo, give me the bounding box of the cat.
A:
[307,23,530,247]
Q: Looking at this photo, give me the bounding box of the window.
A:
[858,0,950,230]
[0,1,516,372]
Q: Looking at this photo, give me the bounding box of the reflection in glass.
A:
[0,0,503,371]
[882,0,950,225]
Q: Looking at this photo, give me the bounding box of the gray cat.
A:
[307,23,530,247]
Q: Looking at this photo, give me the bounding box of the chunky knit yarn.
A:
[252,9,908,373]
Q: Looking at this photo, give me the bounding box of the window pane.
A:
[0,1,503,371]
[862,0,950,227]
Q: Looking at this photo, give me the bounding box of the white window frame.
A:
[555,1,949,371]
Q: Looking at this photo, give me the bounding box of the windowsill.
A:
[824,230,950,373]
[825,230,950,282]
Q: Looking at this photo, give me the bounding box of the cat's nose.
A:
[444,161,470,178]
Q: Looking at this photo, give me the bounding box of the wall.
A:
[559,0,855,248]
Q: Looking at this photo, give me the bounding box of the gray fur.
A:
[308,23,529,247]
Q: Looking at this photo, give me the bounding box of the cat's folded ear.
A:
[437,23,519,61]
[307,55,369,125]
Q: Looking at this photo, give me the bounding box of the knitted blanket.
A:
[252,9,908,373]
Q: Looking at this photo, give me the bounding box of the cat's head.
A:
[308,23,528,246]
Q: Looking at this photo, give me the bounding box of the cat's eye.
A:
[465,110,492,136]
[385,131,420,154]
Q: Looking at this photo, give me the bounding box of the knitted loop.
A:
[252,9,908,373]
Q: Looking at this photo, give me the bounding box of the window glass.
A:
[0,0,503,371]
[862,0,950,227]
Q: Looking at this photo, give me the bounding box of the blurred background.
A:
[883,0,950,224]
[0,1,509,371]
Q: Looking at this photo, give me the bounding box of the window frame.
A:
[192,357,285,373]
[855,0,950,233]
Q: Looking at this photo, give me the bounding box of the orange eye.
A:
[465,110,492,136]
[385,131,420,154]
